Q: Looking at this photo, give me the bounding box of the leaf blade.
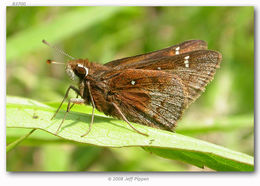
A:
[6,96,254,171]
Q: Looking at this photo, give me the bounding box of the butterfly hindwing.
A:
[102,69,189,131]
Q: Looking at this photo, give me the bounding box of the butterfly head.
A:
[66,59,90,82]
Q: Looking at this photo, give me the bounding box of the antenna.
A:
[42,39,75,60]
[46,59,65,65]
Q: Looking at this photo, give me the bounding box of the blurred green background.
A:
[6,6,254,171]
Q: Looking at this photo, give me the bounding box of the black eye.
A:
[75,64,88,78]
[76,65,86,75]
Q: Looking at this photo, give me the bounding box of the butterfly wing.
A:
[99,42,221,131]
[103,50,222,107]
[102,69,189,131]
[104,40,208,69]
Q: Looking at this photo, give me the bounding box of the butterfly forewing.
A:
[169,50,222,104]
[105,50,221,106]
[104,40,208,69]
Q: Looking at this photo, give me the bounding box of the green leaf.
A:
[6,129,36,153]
[6,96,254,171]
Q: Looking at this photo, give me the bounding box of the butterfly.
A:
[44,40,222,137]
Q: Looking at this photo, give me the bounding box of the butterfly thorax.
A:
[66,59,113,113]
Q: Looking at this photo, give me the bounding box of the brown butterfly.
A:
[43,40,222,137]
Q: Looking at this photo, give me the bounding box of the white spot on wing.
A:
[175,46,180,55]
[157,67,161,70]
[131,80,136,85]
[184,56,190,68]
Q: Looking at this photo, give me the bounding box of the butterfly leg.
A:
[81,82,96,137]
[69,94,79,110]
[56,97,85,134]
[51,85,80,120]
[112,103,149,137]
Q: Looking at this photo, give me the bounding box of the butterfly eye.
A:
[76,64,88,78]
